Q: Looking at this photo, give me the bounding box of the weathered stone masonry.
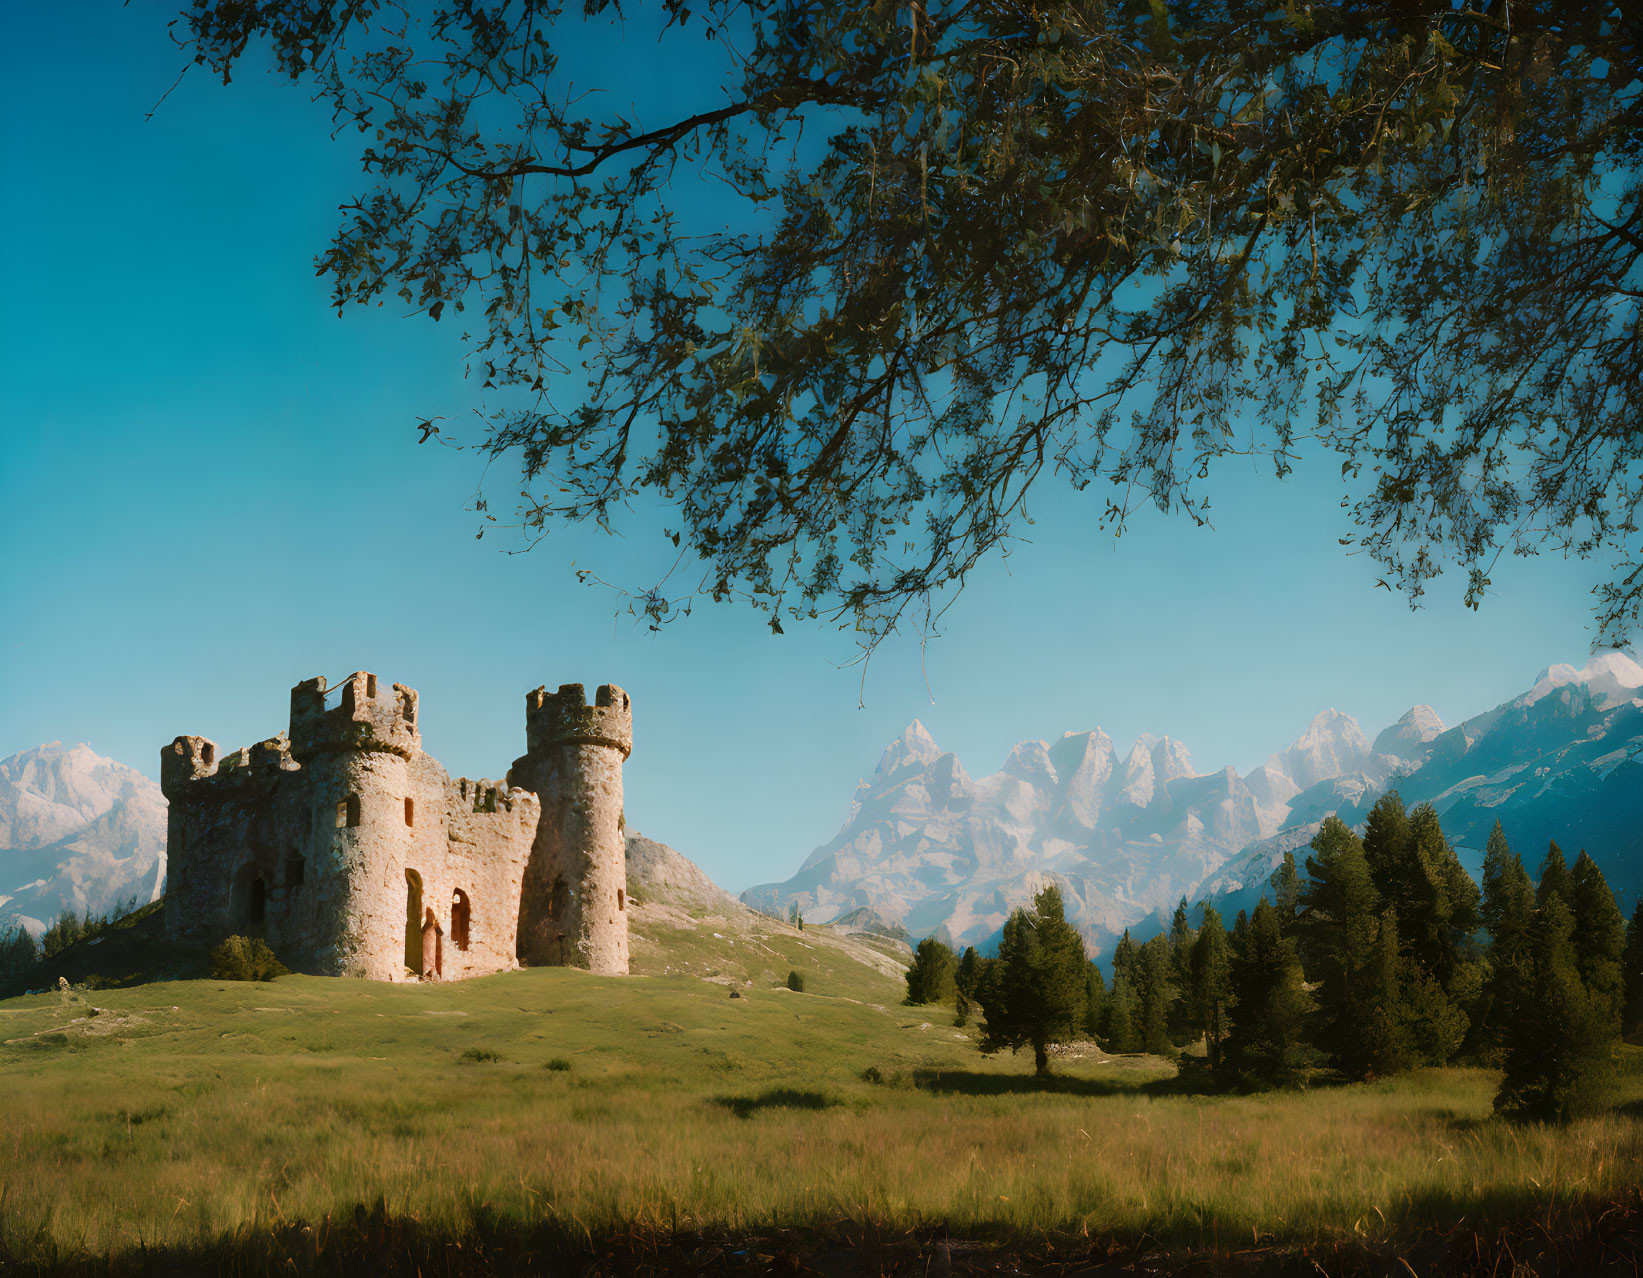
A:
[161,673,632,981]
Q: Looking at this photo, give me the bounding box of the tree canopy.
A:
[976,883,1088,1073]
[179,1,1643,644]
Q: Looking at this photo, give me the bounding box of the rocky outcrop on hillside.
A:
[625,832,909,987]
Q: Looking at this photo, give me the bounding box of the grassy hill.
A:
[3,838,1642,1275]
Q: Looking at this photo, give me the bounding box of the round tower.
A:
[509,683,632,974]
[288,671,423,979]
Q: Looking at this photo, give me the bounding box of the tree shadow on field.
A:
[711,1089,840,1119]
[909,1069,1212,1098]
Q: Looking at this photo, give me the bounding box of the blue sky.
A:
[0,4,1625,893]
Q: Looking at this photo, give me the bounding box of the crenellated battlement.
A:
[289,671,420,762]
[453,777,540,817]
[160,735,219,795]
[162,733,295,800]
[523,682,633,758]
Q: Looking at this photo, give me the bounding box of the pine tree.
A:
[1359,908,1415,1077]
[1401,803,1471,986]
[1273,851,1302,929]
[1224,898,1310,1088]
[1536,841,1572,909]
[1168,897,1195,958]
[975,885,1089,1074]
[1082,962,1107,1039]
[1167,897,1197,1042]
[1104,971,1140,1053]
[1480,823,1533,948]
[1110,930,1138,986]
[1191,907,1232,1072]
[954,945,985,1027]
[1134,934,1178,1056]
[1401,964,1470,1065]
[1299,815,1384,1077]
[1361,791,1413,901]
[1496,894,1618,1123]
[904,937,958,1006]
[0,926,39,989]
[1477,824,1536,1059]
[1362,793,1474,1045]
[1357,802,1481,1053]
[1102,929,1141,1052]
[955,946,983,1000]
[1623,903,1643,1043]
[1566,851,1626,1025]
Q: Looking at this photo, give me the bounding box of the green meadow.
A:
[3,920,1641,1271]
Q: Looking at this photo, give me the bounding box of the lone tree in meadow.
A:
[174,2,1643,646]
[904,937,958,1006]
[976,884,1088,1075]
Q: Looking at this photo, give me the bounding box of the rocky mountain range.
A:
[0,742,168,935]
[742,653,1643,955]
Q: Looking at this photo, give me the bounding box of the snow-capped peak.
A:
[1112,739,1157,807]
[1522,651,1643,708]
[1002,739,1058,789]
[1150,735,1196,783]
[1263,708,1373,793]
[873,720,943,781]
[1372,704,1446,761]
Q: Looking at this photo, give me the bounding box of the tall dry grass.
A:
[1,965,1639,1264]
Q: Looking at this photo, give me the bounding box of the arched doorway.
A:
[451,889,471,951]
[405,868,423,974]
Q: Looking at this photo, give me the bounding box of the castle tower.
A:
[509,683,632,974]
[287,671,424,979]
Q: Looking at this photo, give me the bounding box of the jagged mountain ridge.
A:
[0,742,168,935]
[743,653,1643,954]
[743,706,1379,952]
[1204,653,1643,922]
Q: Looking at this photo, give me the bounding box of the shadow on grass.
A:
[909,1068,1217,1099]
[711,1088,840,1119]
[6,1189,1643,1277]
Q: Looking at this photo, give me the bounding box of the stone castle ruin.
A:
[161,672,633,980]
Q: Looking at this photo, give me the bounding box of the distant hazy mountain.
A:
[0,743,167,936]
[743,653,1643,954]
